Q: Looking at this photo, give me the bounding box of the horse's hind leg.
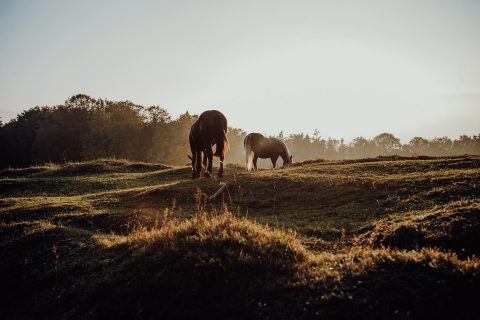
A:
[253,155,258,171]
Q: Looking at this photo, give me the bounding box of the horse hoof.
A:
[204,171,211,178]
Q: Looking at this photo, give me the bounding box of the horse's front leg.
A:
[191,152,197,179]
[202,152,208,172]
[195,151,203,179]
[271,156,279,169]
[218,155,224,178]
[204,147,213,178]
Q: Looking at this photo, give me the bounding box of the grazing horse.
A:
[189,110,229,179]
[244,133,292,171]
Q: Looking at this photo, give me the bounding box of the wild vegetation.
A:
[1,94,479,169]
[1,156,479,319]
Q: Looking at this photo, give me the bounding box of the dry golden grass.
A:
[1,156,479,319]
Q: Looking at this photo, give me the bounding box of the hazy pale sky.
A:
[1,0,479,142]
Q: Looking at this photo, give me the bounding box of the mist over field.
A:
[1,94,479,170]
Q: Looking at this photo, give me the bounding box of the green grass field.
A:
[1,156,479,319]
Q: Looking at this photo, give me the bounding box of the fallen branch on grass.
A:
[209,182,227,201]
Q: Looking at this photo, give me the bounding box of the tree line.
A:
[1,94,479,168]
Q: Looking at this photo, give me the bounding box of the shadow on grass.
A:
[1,216,479,320]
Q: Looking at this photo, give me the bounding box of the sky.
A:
[1,0,479,142]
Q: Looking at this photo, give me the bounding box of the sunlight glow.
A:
[1,0,479,141]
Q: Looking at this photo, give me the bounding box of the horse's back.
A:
[245,133,289,160]
[245,133,271,157]
[245,133,267,146]
[199,110,227,131]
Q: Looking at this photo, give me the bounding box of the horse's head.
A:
[284,154,293,166]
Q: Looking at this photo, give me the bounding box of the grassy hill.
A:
[1,156,479,319]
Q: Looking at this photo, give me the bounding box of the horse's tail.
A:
[244,135,254,171]
[214,115,228,158]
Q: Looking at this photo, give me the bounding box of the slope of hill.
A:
[1,156,479,319]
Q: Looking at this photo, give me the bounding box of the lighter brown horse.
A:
[189,110,229,179]
[244,133,292,171]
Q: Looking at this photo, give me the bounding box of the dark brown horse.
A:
[189,110,229,178]
[244,133,292,171]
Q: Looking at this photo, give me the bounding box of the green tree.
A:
[373,133,401,155]
[408,137,429,155]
